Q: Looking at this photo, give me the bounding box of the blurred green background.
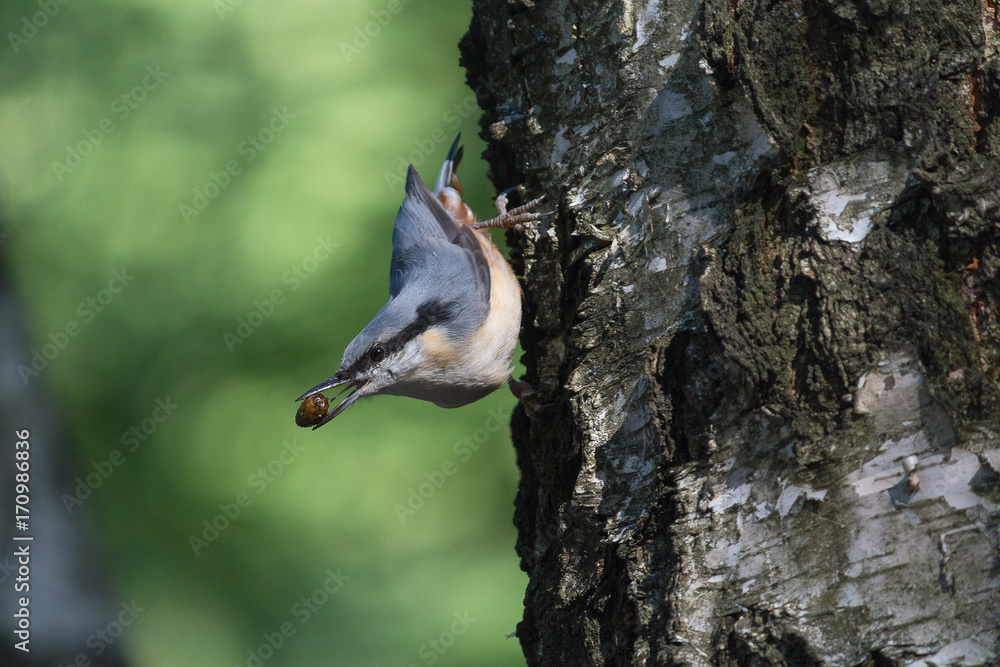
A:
[0,0,526,665]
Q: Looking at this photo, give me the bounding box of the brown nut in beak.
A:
[295,394,330,428]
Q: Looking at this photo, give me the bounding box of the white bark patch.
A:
[659,53,680,72]
[656,89,693,121]
[707,464,752,513]
[630,0,661,53]
[851,352,958,446]
[551,127,571,167]
[917,449,988,510]
[837,582,863,608]
[982,448,1000,474]
[802,153,908,246]
[854,353,923,418]
[678,348,998,663]
[627,187,656,217]
[846,431,928,497]
[556,48,578,65]
[648,257,667,272]
[819,190,871,242]
[907,631,1000,667]
[712,151,736,166]
[848,354,992,511]
[775,483,827,517]
[702,464,827,522]
[846,436,992,511]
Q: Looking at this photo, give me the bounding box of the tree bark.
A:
[460,0,1000,665]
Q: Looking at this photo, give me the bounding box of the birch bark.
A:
[461,0,1000,664]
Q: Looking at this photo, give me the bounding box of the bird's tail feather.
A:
[434,133,464,195]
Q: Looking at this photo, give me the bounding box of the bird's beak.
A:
[296,372,368,429]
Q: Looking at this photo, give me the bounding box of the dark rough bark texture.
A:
[461,0,1000,665]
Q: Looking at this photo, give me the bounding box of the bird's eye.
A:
[368,345,385,363]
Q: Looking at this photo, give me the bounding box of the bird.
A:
[295,135,546,429]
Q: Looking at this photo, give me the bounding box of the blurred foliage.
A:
[0,0,526,665]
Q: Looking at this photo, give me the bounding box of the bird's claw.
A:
[507,377,551,420]
[473,188,551,230]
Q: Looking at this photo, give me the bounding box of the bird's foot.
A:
[473,186,551,231]
[507,376,551,420]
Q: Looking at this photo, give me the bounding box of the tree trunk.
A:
[0,254,130,666]
[460,0,1000,665]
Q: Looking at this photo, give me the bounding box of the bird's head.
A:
[296,299,458,428]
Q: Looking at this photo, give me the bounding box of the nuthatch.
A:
[296,135,545,429]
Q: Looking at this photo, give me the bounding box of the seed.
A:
[296,394,329,427]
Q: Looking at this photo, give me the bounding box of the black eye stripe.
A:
[383,300,458,354]
[415,300,458,327]
[348,300,458,376]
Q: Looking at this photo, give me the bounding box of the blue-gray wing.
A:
[389,166,490,330]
